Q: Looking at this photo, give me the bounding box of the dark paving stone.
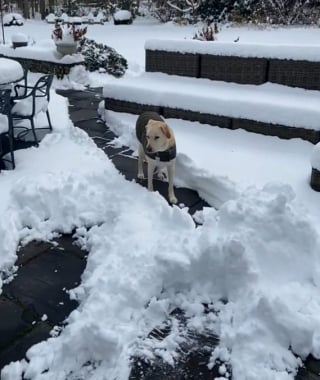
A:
[130,308,221,380]
[304,355,320,376]
[16,240,52,267]
[185,200,210,218]
[99,143,129,157]
[0,235,87,371]
[0,297,30,350]
[69,98,102,110]
[296,366,320,380]
[111,155,207,212]
[52,235,87,260]
[75,119,111,139]
[3,245,86,325]
[0,322,52,370]
[68,109,99,123]
[57,88,102,103]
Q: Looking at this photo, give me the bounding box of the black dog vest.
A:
[136,111,176,162]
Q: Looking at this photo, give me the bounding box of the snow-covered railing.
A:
[145,39,320,90]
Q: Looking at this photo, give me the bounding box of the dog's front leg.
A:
[167,162,177,204]
[147,158,156,192]
[137,144,145,179]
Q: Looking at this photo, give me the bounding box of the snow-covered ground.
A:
[1,17,320,380]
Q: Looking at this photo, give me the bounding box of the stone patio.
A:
[0,87,319,380]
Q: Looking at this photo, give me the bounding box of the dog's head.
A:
[145,120,173,153]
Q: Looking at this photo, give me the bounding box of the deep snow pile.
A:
[2,130,320,380]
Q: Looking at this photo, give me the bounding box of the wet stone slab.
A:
[0,235,87,371]
[111,154,209,213]
[4,244,86,325]
[129,308,222,380]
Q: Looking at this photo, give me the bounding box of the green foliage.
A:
[198,0,235,21]
[79,38,128,77]
[117,0,131,10]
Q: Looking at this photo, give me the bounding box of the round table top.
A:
[0,57,24,85]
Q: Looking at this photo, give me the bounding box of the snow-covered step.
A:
[103,72,320,143]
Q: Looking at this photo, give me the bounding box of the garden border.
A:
[105,97,320,144]
[145,48,320,90]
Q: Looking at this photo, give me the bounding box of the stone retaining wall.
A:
[105,97,320,144]
[145,49,320,90]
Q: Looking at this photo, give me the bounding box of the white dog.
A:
[136,111,177,204]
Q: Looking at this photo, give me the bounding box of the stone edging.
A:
[145,49,320,90]
[104,98,320,144]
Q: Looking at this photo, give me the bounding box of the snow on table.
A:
[0,43,84,64]
[0,57,23,85]
[103,72,320,130]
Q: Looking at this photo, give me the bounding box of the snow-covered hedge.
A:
[3,13,24,26]
[79,38,127,77]
[145,39,320,62]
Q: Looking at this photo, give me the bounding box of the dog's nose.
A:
[146,143,153,152]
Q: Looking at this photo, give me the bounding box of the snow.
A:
[113,10,132,21]
[3,13,24,25]
[0,57,24,85]
[11,32,28,43]
[1,18,320,380]
[103,72,320,130]
[311,143,320,170]
[0,114,9,133]
[0,43,84,63]
[145,39,320,61]
[45,13,56,23]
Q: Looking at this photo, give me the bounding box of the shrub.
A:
[79,38,128,77]
[3,13,24,26]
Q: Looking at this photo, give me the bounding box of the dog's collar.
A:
[145,146,176,162]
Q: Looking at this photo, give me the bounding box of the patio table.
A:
[0,57,24,87]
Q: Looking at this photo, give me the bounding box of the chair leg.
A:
[8,124,15,169]
[30,118,39,146]
[46,110,53,131]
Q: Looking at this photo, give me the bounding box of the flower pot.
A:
[56,42,78,56]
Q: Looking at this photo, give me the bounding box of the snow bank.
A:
[3,175,320,380]
[145,39,320,62]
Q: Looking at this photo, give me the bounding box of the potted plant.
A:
[52,22,87,56]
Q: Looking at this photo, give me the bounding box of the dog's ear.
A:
[160,124,171,139]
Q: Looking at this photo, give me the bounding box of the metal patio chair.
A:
[11,74,54,146]
[0,89,15,169]
[12,62,30,98]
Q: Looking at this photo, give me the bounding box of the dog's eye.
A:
[154,136,160,140]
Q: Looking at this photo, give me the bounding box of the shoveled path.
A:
[0,87,319,380]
